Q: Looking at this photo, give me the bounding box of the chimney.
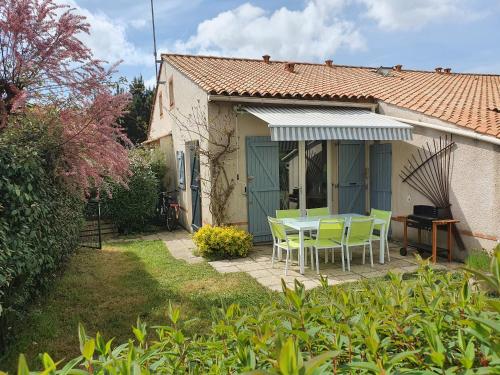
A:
[394,64,402,72]
[284,62,295,73]
[325,59,333,67]
[435,67,443,74]
[262,54,270,64]
[443,68,451,74]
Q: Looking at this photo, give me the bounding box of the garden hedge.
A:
[101,149,159,233]
[0,119,84,351]
[14,253,500,374]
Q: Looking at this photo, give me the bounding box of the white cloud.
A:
[167,0,487,61]
[130,18,148,29]
[171,0,365,61]
[62,0,151,66]
[144,75,158,89]
[359,0,483,30]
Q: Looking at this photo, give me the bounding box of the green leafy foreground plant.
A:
[11,255,500,374]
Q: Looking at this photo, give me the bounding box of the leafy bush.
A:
[193,225,253,259]
[101,149,159,233]
[14,253,500,374]
[148,148,168,190]
[0,117,84,350]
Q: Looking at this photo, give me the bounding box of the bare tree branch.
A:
[170,102,238,226]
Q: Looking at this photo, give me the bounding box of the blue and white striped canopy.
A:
[243,106,412,141]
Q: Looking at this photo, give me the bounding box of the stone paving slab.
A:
[157,230,462,291]
[159,229,204,264]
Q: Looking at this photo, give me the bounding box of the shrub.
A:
[0,117,84,351]
[193,225,253,259]
[101,149,159,233]
[14,253,500,374]
[148,148,168,190]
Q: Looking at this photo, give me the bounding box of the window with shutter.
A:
[177,150,185,190]
[159,92,164,118]
[168,77,175,108]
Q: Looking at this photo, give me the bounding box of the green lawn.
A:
[1,239,275,372]
[465,249,494,272]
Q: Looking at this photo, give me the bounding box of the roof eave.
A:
[207,94,377,110]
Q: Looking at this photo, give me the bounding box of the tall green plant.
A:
[117,76,153,144]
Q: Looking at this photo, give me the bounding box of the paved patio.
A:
[148,230,462,291]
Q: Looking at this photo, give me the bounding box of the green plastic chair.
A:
[313,218,346,273]
[370,208,392,262]
[276,209,301,218]
[306,207,330,217]
[344,217,375,271]
[275,209,305,249]
[268,217,315,275]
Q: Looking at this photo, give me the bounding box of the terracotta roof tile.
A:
[163,54,500,139]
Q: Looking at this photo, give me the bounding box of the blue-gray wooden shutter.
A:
[177,150,185,190]
[369,143,392,211]
[246,136,280,242]
[338,141,366,214]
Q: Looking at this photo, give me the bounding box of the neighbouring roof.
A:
[143,131,171,144]
[162,54,500,139]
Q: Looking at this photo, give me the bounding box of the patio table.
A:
[281,214,387,274]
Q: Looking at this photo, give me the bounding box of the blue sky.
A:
[69,0,500,88]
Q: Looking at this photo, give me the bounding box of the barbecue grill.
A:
[407,205,451,231]
[400,204,453,257]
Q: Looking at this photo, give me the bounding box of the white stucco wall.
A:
[148,61,210,230]
[148,69,171,141]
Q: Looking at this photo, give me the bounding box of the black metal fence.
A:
[80,200,102,249]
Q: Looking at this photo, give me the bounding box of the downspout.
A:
[383,115,500,147]
[235,112,240,188]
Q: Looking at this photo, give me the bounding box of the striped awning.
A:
[243,106,412,141]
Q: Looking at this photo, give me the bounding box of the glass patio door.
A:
[305,140,327,208]
[279,140,331,215]
[278,141,300,209]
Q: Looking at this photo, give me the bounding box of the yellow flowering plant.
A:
[193,225,253,259]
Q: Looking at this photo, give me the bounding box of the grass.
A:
[465,249,492,272]
[1,239,275,372]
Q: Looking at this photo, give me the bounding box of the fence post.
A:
[97,201,102,250]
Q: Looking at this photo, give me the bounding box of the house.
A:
[146,54,500,259]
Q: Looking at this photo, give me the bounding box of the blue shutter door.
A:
[246,137,280,243]
[338,141,366,214]
[370,143,392,211]
[189,144,202,230]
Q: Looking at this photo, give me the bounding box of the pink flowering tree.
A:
[0,0,131,192]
